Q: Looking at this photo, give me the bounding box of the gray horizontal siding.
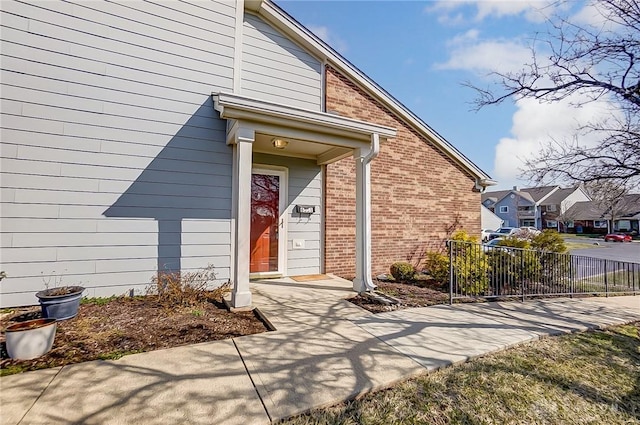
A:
[241,14,322,110]
[0,0,237,307]
[254,154,322,276]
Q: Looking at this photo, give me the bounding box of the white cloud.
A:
[307,25,348,54]
[427,0,558,24]
[447,29,480,46]
[435,39,532,73]
[571,0,621,30]
[492,95,617,187]
[474,0,554,23]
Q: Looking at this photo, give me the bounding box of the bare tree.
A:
[555,203,581,233]
[586,180,632,232]
[469,0,640,185]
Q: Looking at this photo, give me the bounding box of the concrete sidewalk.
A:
[2,277,639,425]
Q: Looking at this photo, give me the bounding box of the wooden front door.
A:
[250,173,280,273]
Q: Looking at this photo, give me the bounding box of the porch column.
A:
[353,133,380,293]
[230,127,254,308]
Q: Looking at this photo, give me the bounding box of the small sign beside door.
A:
[294,205,315,214]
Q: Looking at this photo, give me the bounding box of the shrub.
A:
[531,230,570,284]
[487,230,569,293]
[389,262,416,282]
[449,230,489,295]
[532,229,567,253]
[148,264,231,309]
[486,248,541,295]
[451,229,479,244]
[424,252,450,283]
[499,237,531,249]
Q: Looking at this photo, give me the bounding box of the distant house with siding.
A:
[563,194,640,235]
[538,185,590,231]
[0,0,494,308]
[482,185,589,231]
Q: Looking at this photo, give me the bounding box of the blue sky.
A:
[276,0,605,190]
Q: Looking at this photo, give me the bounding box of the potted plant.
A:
[36,285,85,320]
[1,271,58,360]
[5,318,57,360]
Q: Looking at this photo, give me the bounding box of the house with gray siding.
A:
[538,185,590,231]
[482,185,591,231]
[483,186,559,229]
[0,0,494,308]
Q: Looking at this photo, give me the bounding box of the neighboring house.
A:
[0,0,494,308]
[481,205,503,232]
[482,185,590,230]
[538,185,590,231]
[482,186,558,229]
[564,194,640,235]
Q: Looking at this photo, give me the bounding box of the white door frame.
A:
[250,164,288,279]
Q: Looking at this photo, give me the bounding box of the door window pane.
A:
[250,174,280,273]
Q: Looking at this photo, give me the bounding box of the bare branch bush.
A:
[147,265,231,309]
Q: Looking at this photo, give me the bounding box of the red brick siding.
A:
[324,65,481,278]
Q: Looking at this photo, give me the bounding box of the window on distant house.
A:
[546,220,558,228]
[547,204,557,212]
[594,220,608,228]
[616,220,631,231]
[567,221,575,228]
[499,206,508,213]
[517,206,533,211]
[520,219,535,227]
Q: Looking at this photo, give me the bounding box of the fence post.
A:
[449,240,453,305]
[520,250,525,302]
[569,256,574,298]
[604,260,608,297]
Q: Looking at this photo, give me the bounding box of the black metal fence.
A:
[448,240,640,303]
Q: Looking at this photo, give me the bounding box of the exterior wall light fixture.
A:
[272,138,288,149]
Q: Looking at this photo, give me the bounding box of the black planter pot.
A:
[35,286,85,320]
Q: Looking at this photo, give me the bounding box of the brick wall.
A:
[324,65,481,278]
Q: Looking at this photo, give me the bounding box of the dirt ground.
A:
[0,295,268,376]
[349,280,453,313]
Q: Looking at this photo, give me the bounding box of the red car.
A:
[604,233,632,242]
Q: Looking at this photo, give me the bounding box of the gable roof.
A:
[248,0,494,188]
[541,187,577,205]
[481,190,509,204]
[564,201,607,220]
[565,194,640,220]
[521,186,559,202]
[482,187,549,205]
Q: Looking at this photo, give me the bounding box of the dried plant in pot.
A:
[36,285,85,321]
[5,318,57,360]
[1,271,58,360]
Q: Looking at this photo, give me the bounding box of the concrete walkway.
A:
[2,277,639,425]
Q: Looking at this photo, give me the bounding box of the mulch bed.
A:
[0,295,268,376]
[349,280,453,313]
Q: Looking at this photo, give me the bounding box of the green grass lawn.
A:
[283,323,640,425]
[565,241,601,250]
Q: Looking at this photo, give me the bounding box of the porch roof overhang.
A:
[212,92,397,165]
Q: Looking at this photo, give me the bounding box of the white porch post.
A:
[353,133,380,293]
[230,127,254,308]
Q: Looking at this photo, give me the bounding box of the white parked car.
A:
[481,229,495,242]
[482,237,506,252]
[487,227,518,241]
